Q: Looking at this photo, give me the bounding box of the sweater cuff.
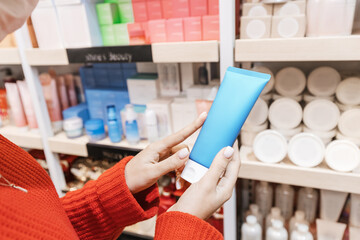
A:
[96,156,159,227]
[155,211,223,240]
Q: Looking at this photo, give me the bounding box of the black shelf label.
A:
[67,45,152,63]
[86,143,142,162]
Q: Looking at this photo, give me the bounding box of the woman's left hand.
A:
[125,112,207,194]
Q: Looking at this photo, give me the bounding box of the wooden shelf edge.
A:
[25,48,69,66]
[0,125,43,149]
[0,48,21,65]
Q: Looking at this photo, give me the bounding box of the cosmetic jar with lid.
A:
[275,67,306,97]
[252,66,275,95]
[288,133,325,167]
[325,140,360,172]
[303,93,335,104]
[338,109,360,138]
[269,98,303,130]
[245,97,269,127]
[241,122,269,147]
[303,126,336,145]
[307,67,341,97]
[63,117,83,139]
[336,131,360,147]
[336,77,360,105]
[253,130,288,163]
[85,119,106,142]
[270,124,303,140]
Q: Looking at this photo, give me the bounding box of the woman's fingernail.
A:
[199,112,207,119]
[178,148,189,159]
[223,146,234,159]
[176,178,182,190]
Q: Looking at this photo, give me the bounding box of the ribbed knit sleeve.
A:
[61,156,159,240]
[155,212,223,240]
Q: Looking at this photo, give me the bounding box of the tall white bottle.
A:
[275,184,295,221]
[145,109,159,143]
[290,224,313,240]
[246,204,264,228]
[297,187,318,223]
[256,181,273,217]
[266,207,285,231]
[242,215,262,240]
[266,220,288,240]
[289,211,309,234]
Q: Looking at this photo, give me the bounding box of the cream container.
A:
[253,130,288,163]
[336,131,360,147]
[275,67,306,97]
[336,77,360,105]
[288,133,325,167]
[243,3,273,17]
[335,101,360,113]
[316,219,346,240]
[273,93,302,102]
[269,98,303,130]
[320,189,348,221]
[240,16,271,39]
[325,140,360,172]
[271,15,306,38]
[252,66,275,95]
[303,93,335,104]
[270,124,303,140]
[307,67,341,97]
[241,121,269,147]
[63,117,83,139]
[245,98,269,127]
[273,0,306,16]
[303,126,336,145]
[338,109,360,138]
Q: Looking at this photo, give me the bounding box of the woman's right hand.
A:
[168,142,241,220]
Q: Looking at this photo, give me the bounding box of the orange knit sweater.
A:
[0,135,222,240]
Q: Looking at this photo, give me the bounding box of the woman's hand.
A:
[168,142,241,220]
[125,112,207,194]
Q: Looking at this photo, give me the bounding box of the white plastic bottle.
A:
[289,211,309,234]
[290,224,313,240]
[246,204,264,228]
[266,207,285,231]
[242,215,262,240]
[275,184,295,220]
[145,109,158,143]
[266,219,288,240]
[297,187,318,223]
[125,104,140,145]
[256,181,273,217]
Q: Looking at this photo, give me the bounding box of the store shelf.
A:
[152,40,219,63]
[49,131,149,157]
[235,36,360,62]
[0,125,43,149]
[0,48,21,64]
[25,48,69,66]
[238,146,360,194]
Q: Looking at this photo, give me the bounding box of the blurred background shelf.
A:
[0,125,43,149]
[152,40,219,63]
[49,131,149,157]
[238,146,360,194]
[235,36,360,62]
[25,48,69,66]
[0,48,21,65]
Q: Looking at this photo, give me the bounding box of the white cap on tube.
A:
[181,159,209,183]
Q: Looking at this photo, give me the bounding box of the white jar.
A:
[303,93,335,104]
[291,224,313,240]
[336,131,360,147]
[307,67,341,97]
[266,219,288,240]
[269,98,303,130]
[275,67,306,97]
[306,0,357,37]
[303,126,336,146]
[289,211,309,234]
[303,99,340,132]
[325,140,360,172]
[63,117,83,138]
[245,97,269,126]
[252,66,275,95]
[338,109,360,138]
[242,215,262,240]
[288,133,325,168]
[270,124,303,141]
[336,77,360,106]
[253,130,288,163]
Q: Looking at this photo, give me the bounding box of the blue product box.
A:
[80,67,96,89]
[62,103,90,123]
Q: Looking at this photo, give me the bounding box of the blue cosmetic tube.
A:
[181,67,271,183]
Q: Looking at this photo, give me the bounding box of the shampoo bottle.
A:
[256,181,274,217]
[125,104,140,145]
[297,188,318,223]
[107,105,122,143]
[275,184,295,220]
[246,204,264,228]
[181,67,270,183]
[145,109,159,143]
[266,220,288,240]
[266,207,285,231]
[241,215,262,240]
[289,211,309,234]
[290,224,313,240]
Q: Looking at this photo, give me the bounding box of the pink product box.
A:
[148,19,167,43]
[208,0,219,15]
[184,16,202,41]
[190,0,208,17]
[132,0,148,22]
[141,22,151,43]
[166,18,184,42]
[202,15,219,40]
[127,23,146,45]
[162,0,173,19]
[172,0,190,18]
[147,0,163,20]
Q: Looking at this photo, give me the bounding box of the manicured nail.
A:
[176,178,182,190]
[178,148,189,159]
[199,112,207,119]
[223,146,234,159]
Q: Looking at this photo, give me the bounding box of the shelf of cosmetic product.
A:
[151,40,219,63]
[238,146,360,194]
[0,125,43,149]
[0,48,21,65]
[235,35,360,62]
[25,48,69,66]
[49,131,149,157]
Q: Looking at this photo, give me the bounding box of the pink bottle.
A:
[202,15,219,40]
[190,0,208,17]
[56,75,69,111]
[64,74,77,107]
[166,18,184,42]
[184,16,202,41]
[4,82,27,128]
[148,19,167,43]
[17,81,38,129]
[146,0,163,20]
[172,0,190,18]
[132,0,148,22]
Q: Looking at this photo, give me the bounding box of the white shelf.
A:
[152,40,219,63]
[0,48,21,64]
[25,48,69,66]
[0,125,43,149]
[49,131,149,157]
[239,146,360,194]
[235,36,360,62]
